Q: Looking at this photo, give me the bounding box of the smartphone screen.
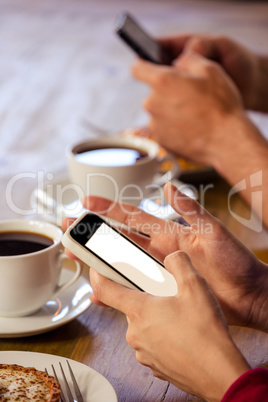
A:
[85,222,166,288]
[70,213,174,294]
[115,13,173,65]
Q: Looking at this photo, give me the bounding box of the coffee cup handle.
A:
[153,152,181,188]
[54,253,82,296]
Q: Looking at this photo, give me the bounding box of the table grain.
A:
[1,1,268,400]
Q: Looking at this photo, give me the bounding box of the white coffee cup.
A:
[0,219,82,317]
[66,136,180,206]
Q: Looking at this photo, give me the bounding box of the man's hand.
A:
[159,34,268,112]
[132,51,245,167]
[131,50,268,226]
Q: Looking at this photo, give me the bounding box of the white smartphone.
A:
[62,211,177,297]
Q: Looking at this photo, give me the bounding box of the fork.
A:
[45,360,84,402]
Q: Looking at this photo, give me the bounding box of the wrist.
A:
[252,55,268,112]
[211,112,268,183]
[202,335,250,401]
[207,112,268,226]
[217,343,250,402]
[243,54,268,112]
[251,262,268,332]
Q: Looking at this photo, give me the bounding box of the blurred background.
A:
[1,0,268,219]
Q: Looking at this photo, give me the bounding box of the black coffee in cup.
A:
[74,146,148,167]
[0,232,54,256]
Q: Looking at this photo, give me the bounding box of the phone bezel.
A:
[70,213,165,291]
[115,12,172,65]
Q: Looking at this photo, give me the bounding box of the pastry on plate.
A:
[0,364,61,401]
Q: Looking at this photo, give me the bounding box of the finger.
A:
[143,92,183,119]
[64,249,82,262]
[83,195,167,237]
[164,182,216,229]
[164,251,205,293]
[131,58,160,83]
[158,34,217,65]
[185,36,237,65]
[89,269,145,316]
[90,293,108,307]
[119,227,151,250]
[184,36,217,59]
[62,217,77,232]
[164,251,226,323]
[164,250,198,286]
[174,50,216,76]
[62,217,82,262]
[83,195,141,222]
[131,59,177,89]
[158,33,194,56]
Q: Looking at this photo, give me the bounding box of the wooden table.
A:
[1,177,268,401]
[1,1,268,401]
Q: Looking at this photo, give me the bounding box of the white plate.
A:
[0,351,118,401]
[0,269,92,338]
[31,175,196,225]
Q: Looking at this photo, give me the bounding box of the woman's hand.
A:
[82,182,268,331]
[89,250,250,401]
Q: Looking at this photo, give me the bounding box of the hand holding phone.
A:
[115,12,173,65]
[62,211,177,297]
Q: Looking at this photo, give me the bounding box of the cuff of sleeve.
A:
[221,368,268,401]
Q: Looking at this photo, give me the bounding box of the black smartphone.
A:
[115,12,173,65]
[62,211,177,297]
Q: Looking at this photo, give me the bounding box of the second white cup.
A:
[67,135,180,206]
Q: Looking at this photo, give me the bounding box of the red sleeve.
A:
[221,368,268,401]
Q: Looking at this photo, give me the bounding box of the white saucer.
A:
[0,351,118,401]
[0,268,92,338]
[31,174,196,225]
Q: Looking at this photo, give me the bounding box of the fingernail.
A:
[165,181,177,191]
